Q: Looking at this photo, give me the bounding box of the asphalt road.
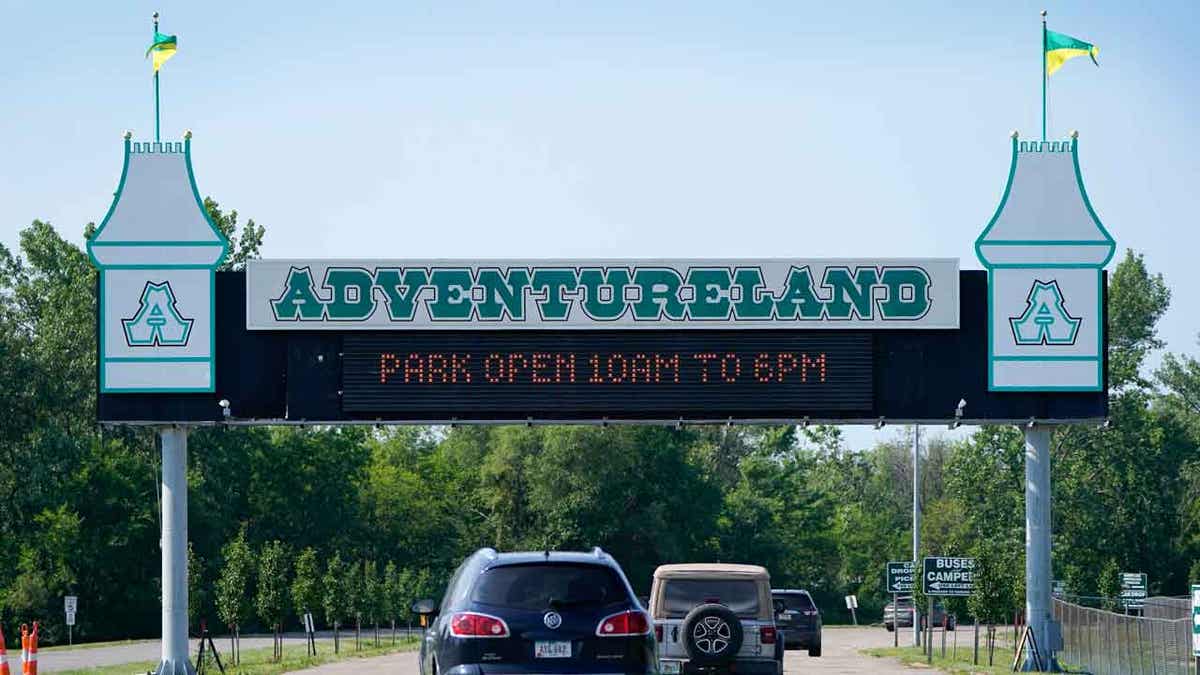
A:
[294,626,921,674]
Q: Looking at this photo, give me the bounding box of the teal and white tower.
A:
[87,132,228,392]
[976,133,1115,391]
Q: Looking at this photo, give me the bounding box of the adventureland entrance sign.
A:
[94,135,1110,425]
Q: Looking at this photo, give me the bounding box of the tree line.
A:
[1,207,1198,645]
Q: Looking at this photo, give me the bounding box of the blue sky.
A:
[2,1,1196,449]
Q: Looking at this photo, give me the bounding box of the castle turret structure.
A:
[976,134,1115,391]
[87,135,228,392]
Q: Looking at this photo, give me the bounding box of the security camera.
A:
[218,399,231,420]
[957,399,967,412]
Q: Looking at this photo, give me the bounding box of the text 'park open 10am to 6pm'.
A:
[375,350,828,386]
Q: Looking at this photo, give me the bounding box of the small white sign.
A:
[844,595,858,609]
[64,596,78,614]
[66,611,76,626]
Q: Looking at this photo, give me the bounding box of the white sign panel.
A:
[246,258,959,330]
[65,595,78,613]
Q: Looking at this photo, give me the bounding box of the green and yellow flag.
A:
[146,31,178,72]
[1045,29,1098,76]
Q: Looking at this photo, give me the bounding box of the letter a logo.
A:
[1009,279,1081,346]
[123,281,194,347]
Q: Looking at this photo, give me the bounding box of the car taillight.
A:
[596,610,651,636]
[760,626,777,644]
[655,624,664,642]
[449,612,510,638]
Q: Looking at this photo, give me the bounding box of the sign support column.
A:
[912,424,921,648]
[158,426,195,675]
[1023,425,1058,671]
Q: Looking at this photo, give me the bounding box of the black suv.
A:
[770,589,821,657]
[418,548,655,675]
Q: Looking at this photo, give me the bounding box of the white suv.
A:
[648,564,783,675]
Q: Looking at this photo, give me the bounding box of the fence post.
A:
[973,619,979,665]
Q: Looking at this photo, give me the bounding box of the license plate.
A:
[660,660,682,674]
[535,641,572,658]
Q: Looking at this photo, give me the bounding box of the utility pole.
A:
[912,424,921,648]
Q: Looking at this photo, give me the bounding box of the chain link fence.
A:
[1054,597,1195,675]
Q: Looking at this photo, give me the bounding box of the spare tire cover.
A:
[682,603,744,664]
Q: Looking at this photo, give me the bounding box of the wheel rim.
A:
[692,616,732,654]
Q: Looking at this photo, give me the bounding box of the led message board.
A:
[95,270,1108,425]
[340,332,873,418]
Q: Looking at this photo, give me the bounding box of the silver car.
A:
[649,564,783,675]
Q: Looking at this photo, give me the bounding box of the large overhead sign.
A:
[92,135,1111,426]
[246,259,960,330]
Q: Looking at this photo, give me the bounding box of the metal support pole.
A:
[1023,425,1059,671]
[913,424,922,648]
[157,426,196,675]
[893,593,898,647]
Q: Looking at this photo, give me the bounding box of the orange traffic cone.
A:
[24,624,35,675]
[0,623,10,675]
[18,625,26,675]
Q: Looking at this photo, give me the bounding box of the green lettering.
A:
[271,267,326,320]
[530,268,579,320]
[685,268,732,319]
[878,268,930,319]
[823,267,879,319]
[476,268,531,320]
[428,268,474,320]
[631,268,686,320]
[732,268,774,319]
[579,268,632,320]
[324,268,375,320]
[774,266,824,319]
[374,268,429,320]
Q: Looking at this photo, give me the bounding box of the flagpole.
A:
[153,11,161,142]
[1036,10,1046,141]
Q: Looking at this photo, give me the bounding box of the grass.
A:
[57,636,417,675]
[864,638,1022,667]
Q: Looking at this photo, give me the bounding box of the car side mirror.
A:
[412,598,438,627]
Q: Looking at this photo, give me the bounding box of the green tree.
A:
[255,540,290,661]
[345,558,364,649]
[215,526,254,663]
[382,561,400,643]
[204,198,265,271]
[322,551,348,653]
[1097,559,1121,611]
[363,560,381,645]
[1107,249,1170,389]
[291,547,321,626]
[187,541,207,634]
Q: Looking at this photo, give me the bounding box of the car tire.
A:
[682,603,744,665]
[809,644,821,658]
[886,624,894,632]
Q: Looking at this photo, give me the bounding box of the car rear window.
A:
[472,563,628,611]
[662,579,760,617]
[774,593,814,611]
